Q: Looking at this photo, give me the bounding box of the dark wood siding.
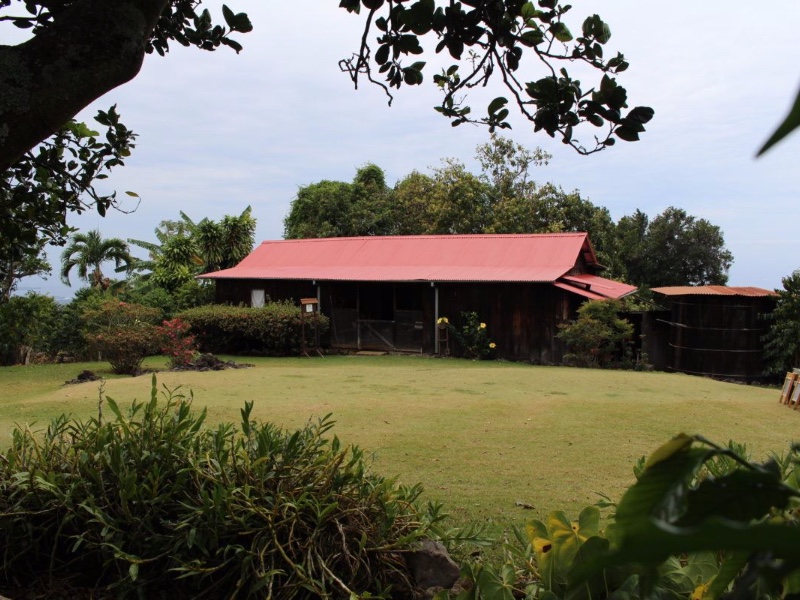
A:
[215,278,583,362]
[660,295,775,381]
[637,310,671,371]
[436,282,574,363]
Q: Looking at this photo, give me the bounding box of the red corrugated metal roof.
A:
[651,285,777,297]
[553,281,607,300]
[559,274,638,299]
[203,234,600,283]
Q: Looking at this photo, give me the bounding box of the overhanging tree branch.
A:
[339,0,654,155]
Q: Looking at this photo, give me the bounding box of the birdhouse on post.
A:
[300,298,323,357]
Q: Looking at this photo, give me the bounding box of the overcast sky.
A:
[13,2,800,299]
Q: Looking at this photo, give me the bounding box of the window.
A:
[251,289,265,308]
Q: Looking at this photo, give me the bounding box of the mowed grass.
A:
[0,356,795,531]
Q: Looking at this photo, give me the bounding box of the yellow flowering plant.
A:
[450,311,495,360]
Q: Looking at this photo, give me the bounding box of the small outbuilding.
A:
[647,286,778,381]
[201,234,636,363]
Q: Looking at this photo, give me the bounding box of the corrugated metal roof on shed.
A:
[651,285,777,297]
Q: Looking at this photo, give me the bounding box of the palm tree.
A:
[194,206,256,273]
[128,207,255,284]
[60,229,132,289]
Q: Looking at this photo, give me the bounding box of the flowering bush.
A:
[82,300,164,374]
[158,318,198,368]
[450,311,495,360]
[177,302,330,356]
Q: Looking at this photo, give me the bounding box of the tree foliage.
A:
[762,270,800,376]
[0,292,58,365]
[60,229,133,289]
[0,1,252,170]
[0,108,135,297]
[617,206,733,288]
[0,238,50,303]
[284,165,393,239]
[339,0,654,155]
[284,137,734,288]
[129,207,255,292]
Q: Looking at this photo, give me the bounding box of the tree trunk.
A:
[0,0,169,170]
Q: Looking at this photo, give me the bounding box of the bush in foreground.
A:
[0,378,439,598]
[441,437,800,600]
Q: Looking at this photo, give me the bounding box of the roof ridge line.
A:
[262,233,588,244]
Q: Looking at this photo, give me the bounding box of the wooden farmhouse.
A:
[201,234,636,363]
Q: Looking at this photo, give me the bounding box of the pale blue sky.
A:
[12,2,800,299]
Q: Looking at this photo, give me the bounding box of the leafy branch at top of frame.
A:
[0,106,138,250]
[0,0,252,55]
[339,0,654,155]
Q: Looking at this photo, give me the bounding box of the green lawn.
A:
[0,356,794,531]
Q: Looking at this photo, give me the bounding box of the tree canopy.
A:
[1,1,651,169]
[283,136,734,288]
[339,0,654,154]
[763,270,800,375]
[0,0,252,171]
[129,207,256,292]
[616,206,733,288]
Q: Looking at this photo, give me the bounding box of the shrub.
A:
[44,287,111,362]
[0,379,442,598]
[158,318,199,367]
[557,299,634,368]
[82,299,163,374]
[763,269,800,376]
[448,311,495,360]
[444,436,800,600]
[0,293,58,365]
[177,302,329,355]
[121,279,215,321]
[121,285,176,320]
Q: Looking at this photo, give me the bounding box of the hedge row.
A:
[177,302,329,356]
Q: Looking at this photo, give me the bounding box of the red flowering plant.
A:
[157,318,198,368]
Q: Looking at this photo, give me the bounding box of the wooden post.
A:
[300,298,323,358]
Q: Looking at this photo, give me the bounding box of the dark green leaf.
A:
[520,2,537,20]
[231,12,253,33]
[487,97,508,115]
[550,22,573,42]
[375,44,390,65]
[521,29,545,46]
[757,85,800,156]
[221,4,235,28]
[626,106,654,125]
[614,126,639,142]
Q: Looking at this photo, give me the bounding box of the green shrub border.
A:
[177,302,329,356]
